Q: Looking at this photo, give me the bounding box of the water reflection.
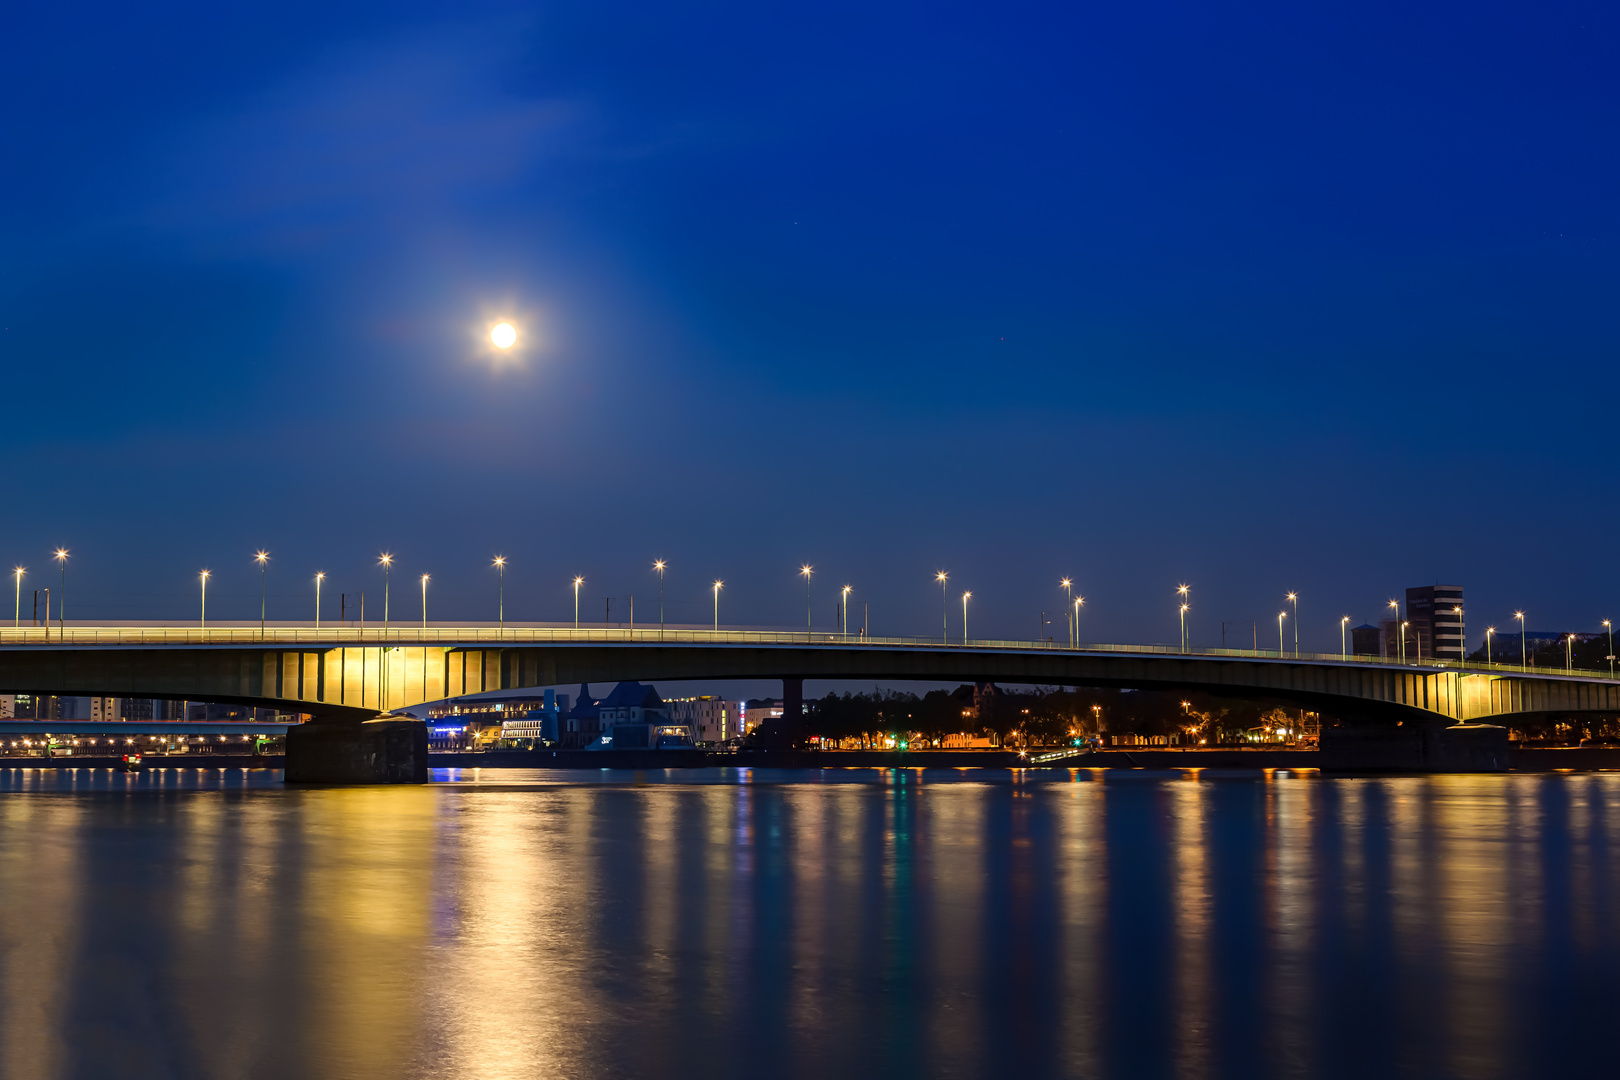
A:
[0,768,1617,1079]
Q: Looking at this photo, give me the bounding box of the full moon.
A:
[490,323,517,349]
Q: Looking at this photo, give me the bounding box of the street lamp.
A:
[842,585,852,639]
[1340,615,1349,660]
[492,556,506,634]
[1061,578,1073,647]
[800,565,814,640]
[712,580,723,632]
[53,549,68,639]
[1567,634,1576,673]
[1278,611,1286,657]
[1452,606,1464,666]
[379,554,393,631]
[1388,600,1400,662]
[200,570,210,630]
[1177,585,1190,651]
[1515,611,1526,668]
[12,567,23,629]
[1605,619,1614,678]
[1401,621,1410,664]
[1486,626,1495,664]
[654,560,666,639]
[936,572,948,643]
[962,591,971,644]
[1074,596,1084,648]
[573,576,584,629]
[315,572,325,630]
[420,573,429,630]
[255,551,269,639]
[1286,592,1298,657]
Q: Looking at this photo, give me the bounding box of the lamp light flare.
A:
[491,323,517,349]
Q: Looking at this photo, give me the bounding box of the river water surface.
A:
[0,767,1616,1080]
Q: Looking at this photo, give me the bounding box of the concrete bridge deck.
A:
[0,624,1615,727]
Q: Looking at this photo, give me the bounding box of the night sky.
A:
[4,1,1617,652]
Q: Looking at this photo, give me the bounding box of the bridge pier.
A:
[1319,721,1509,772]
[284,717,429,784]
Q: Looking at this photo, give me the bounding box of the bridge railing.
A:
[0,625,1613,683]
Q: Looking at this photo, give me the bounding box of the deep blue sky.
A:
[3,0,1617,650]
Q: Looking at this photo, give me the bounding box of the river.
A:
[0,767,1614,1079]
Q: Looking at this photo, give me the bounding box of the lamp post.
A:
[1605,620,1614,678]
[1074,596,1084,647]
[12,567,22,629]
[800,565,813,641]
[1061,578,1073,647]
[1515,611,1526,669]
[962,591,971,644]
[1177,585,1190,651]
[654,560,666,639]
[53,549,68,639]
[315,572,324,630]
[1452,605,1464,665]
[255,551,269,639]
[573,576,584,629]
[492,556,506,634]
[1565,633,1575,672]
[1401,621,1410,664]
[712,580,722,632]
[842,585,852,640]
[1388,600,1400,662]
[1486,626,1495,664]
[200,570,210,630]
[1278,611,1286,657]
[1340,615,1349,660]
[1287,592,1298,657]
[936,572,948,643]
[379,554,393,632]
[421,574,429,630]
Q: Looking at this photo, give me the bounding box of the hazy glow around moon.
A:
[491,323,517,348]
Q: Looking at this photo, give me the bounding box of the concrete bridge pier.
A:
[1319,720,1509,773]
[284,716,429,783]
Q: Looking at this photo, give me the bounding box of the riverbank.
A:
[2,747,1617,771]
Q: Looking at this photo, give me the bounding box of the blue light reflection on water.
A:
[0,767,1617,1079]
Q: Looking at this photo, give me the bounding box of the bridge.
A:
[2,623,1615,722]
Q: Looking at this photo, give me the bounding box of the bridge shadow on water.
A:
[0,767,1616,1079]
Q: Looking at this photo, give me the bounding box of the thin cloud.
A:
[143,28,581,257]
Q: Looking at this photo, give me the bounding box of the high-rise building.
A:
[1406,585,1465,663]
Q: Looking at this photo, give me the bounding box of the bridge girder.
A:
[0,642,1616,727]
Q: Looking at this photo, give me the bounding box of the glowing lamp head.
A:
[654,560,666,572]
[255,551,269,565]
[493,556,506,568]
[800,565,813,578]
[54,549,68,563]
[316,572,324,582]
[1287,592,1297,601]
[379,554,393,567]
[1060,578,1071,588]
[491,323,517,349]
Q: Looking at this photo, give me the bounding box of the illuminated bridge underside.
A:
[1,641,1617,725]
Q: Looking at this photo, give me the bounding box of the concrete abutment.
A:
[284,718,429,783]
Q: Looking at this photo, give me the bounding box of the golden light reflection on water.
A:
[0,769,1618,1079]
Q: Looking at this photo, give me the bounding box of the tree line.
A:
[798,685,1316,748]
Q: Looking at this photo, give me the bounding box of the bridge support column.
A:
[783,677,804,742]
[284,717,429,783]
[1320,721,1508,773]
